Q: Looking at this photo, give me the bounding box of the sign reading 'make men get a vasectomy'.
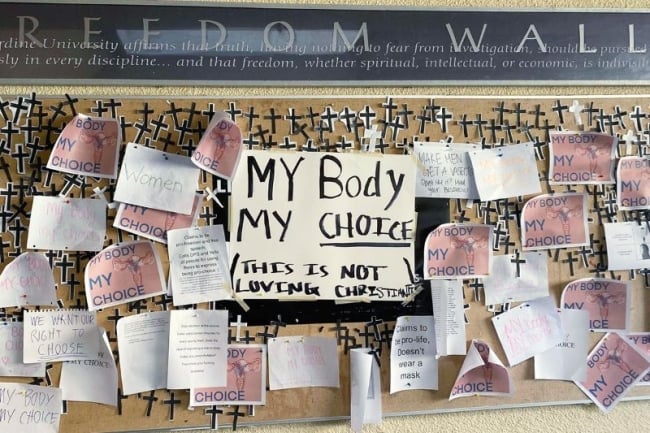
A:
[1,2,650,85]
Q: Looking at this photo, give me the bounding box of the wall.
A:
[2,0,648,432]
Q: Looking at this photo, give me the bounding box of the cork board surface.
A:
[0,94,648,432]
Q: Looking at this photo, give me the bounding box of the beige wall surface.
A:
[2,0,649,432]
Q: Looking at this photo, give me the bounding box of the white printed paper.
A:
[60,329,117,406]
[492,296,563,366]
[167,225,232,306]
[469,143,541,201]
[430,280,466,356]
[350,348,381,433]
[482,252,548,305]
[413,142,479,199]
[390,316,437,394]
[0,322,45,377]
[27,196,106,251]
[167,309,228,389]
[534,309,590,381]
[23,310,99,363]
[114,143,199,214]
[604,221,650,270]
[0,383,62,433]
[0,252,56,308]
[268,336,339,390]
[116,311,170,395]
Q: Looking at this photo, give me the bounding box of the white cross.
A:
[622,130,637,155]
[230,314,247,342]
[362,125,382,152]
[568,100,584,125]
[91,186,117,209]
[204,187,224,208]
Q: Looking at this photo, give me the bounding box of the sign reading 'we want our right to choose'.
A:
[230,151,416,301]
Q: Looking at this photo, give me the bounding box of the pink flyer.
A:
[47,114,120,178]
[424,223,492,279]
[449,339,511,400]
[617,156,650,210]
[84,240,166,311]
[521,193,588,250]
[549,131,616,185]
[574,332,650,412]
[627,333,650,385]
[113,193,202,244]
[190,344,266,406]
[192,112,243,180]
[561,278,629,332]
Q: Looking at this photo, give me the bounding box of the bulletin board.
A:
[0,94,649,433]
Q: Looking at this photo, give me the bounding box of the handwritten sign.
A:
[0,383,62,433]
[192,112,243,180]
[574,332,650,412]
[0,252,56,308]
[84,240,166,311]
[113,193,202,244]
[561,278,629,331]
[617,156,650,210]
[114,143,199,214]
[424,223,492,279]
[468,143,541,201]
[0,322,45,377]
[549,131,616,184]
[167,225,232,306]
[230,151,416,301]
[268,336,339,390]
[492,296,563,366]
[449,340,511,400]
[390,316,437,394]
[521,193,588,250]
[482,252,548,305]
[47,114,120,179]
[413,142,479,199]
[23,310,99,363]
[191,344,266,406]
[27,196,106,251]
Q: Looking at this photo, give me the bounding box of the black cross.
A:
[511,102,526,127]
[302,138,319,152]
[24,92,42,117]
[177,119,195,149]
[330,319,348,345]
[458,113,472,137]
[416,108,432,134]
[133,117,153,143]
[9,219,27,247]
[10,96,28,123]
[385,115,406,141]
[243,106,259,131]
[91,100,109,117]
[205,406,223,430]
[163,391,182,421]
[485,119,499,144]
[493,221,508,250]
[227,406,246,431]
[264,108,282,134]
[21,119,42,146]
[285,108,303,134]
[200,102,216,122]
[142,391,158,417]
[117,388,128,416]
[150,115,168,141]
[356,327,374,347]
[341,328,361,354]
[104,99,122,118]
[293,122,310,140]
[127,299,148,314]
[528,104,545,129]
[154,295,174,311]
[540,119,556,143]
[321,106,338,132]
[65,274,81,301]
[532,135,547,160]
[305,106,320,129]
[254,125,271,148]
[0,98,10,120]
[165,102,184,129]
[54,254,75,283]
[613,105,628,129]
[561,251,579,276]
[468,279,483,302]
[501,120,516,143]
[397,104,413,129]
[269,315,287,337]
[630,105,646,131]
[382,97,397,121]
[510,250,526,278]
[582,101,599,127]
[40,118,60,147]
[381,324,394,347]
[493,101,508,125]
[226,101,242,121]
[242,133,259,149]
[1,121,20,149]
[339,106,357,132]
[435,107,453,133]
[552,99,569,124]
[358,105,376,129]
[256,325,275,344]
[49,102,67,121]
[365,316,384,341]
[63,94,79,116]
[119,116,133,141]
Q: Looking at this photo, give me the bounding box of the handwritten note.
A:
[424,223,492,279]
[191,344,266,406]
[492,296,563,366]
[430,280,466,356]
[522,193,588,251]
[85,240,166,311]
[0,252,56,309]
[27,196,106,251]
[268,336,339,390]
[549,131,616,185]
[116,311,170,395]
[167,310,228,389]
[574,332,650,412]
[167,225,232,306]
[468,143,541,201]
[449,340,511,400]
[113,193,202,244]
[47,114,120,179]
[0,383,62,433]
[390,316,437,394]
[561,278,629,331]
[617,156,650,210]
[230,151,416,301]
[413,142,479,199]
[0,322,45,377]
[114,143,199,214]
[23,310,99,363]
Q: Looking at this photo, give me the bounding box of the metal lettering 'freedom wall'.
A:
[1,2,650,85]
